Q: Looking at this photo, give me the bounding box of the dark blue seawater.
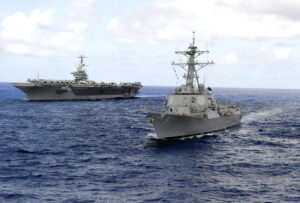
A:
[0,83,299,202]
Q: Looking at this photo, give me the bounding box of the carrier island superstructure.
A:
[11,55,142,101]
[147,32,242,139]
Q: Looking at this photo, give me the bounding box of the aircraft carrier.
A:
[11,55,142,101]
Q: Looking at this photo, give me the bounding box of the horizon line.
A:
[1,82,299,91]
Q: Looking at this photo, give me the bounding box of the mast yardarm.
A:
[77,55,86,71]
[72,55,88,81]
[171,31,214,90]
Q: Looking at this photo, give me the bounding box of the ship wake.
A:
[242,108,283,124]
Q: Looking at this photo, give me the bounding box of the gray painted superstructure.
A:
[147,32,242,139]
[11,55,142,101]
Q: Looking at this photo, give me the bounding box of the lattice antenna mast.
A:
[78,55,86,71]
[171,31,214,89]
[72,55,88,81]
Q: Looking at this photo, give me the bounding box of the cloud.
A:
[1,9,88,56]
[107,17,135,44]
[220,0,300,21]
[272,48,292,60]
[251,45,294,61]
[107,0,300,44]
[68,0,98,22]
[223,53,238,64]
[2,9,54,43]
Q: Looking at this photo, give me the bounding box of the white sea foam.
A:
[205,133,214,136]
[178,135,194,140]
[238,108,284,136]
[242,108,283,123]
[196,135,204,138]
[146,132,158,139]
[236,128,253,135]
[137,95,165,98]
[179,133,212,140]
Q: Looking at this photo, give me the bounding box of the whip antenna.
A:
[172,65,179,86]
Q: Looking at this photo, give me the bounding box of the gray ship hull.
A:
[147,112,242,139]
[11,83,140,101]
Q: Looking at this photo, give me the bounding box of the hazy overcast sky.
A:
[0,0,299,89]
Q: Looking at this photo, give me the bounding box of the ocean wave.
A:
[146,132,158,139]
[0,84,299,202]
[242,108,283,123]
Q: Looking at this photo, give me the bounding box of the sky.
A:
[0,0,299,89]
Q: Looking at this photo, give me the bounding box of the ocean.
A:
[0,83,299,202]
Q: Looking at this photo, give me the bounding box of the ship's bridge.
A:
[71,55,88,82]
[166,85,217,114]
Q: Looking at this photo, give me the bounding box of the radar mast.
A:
[172,31,214,91]
[77,55,86,71]
[72,55,88,81]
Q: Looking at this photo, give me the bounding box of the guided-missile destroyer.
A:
[11,55,142,101]
[147,32,242,139]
